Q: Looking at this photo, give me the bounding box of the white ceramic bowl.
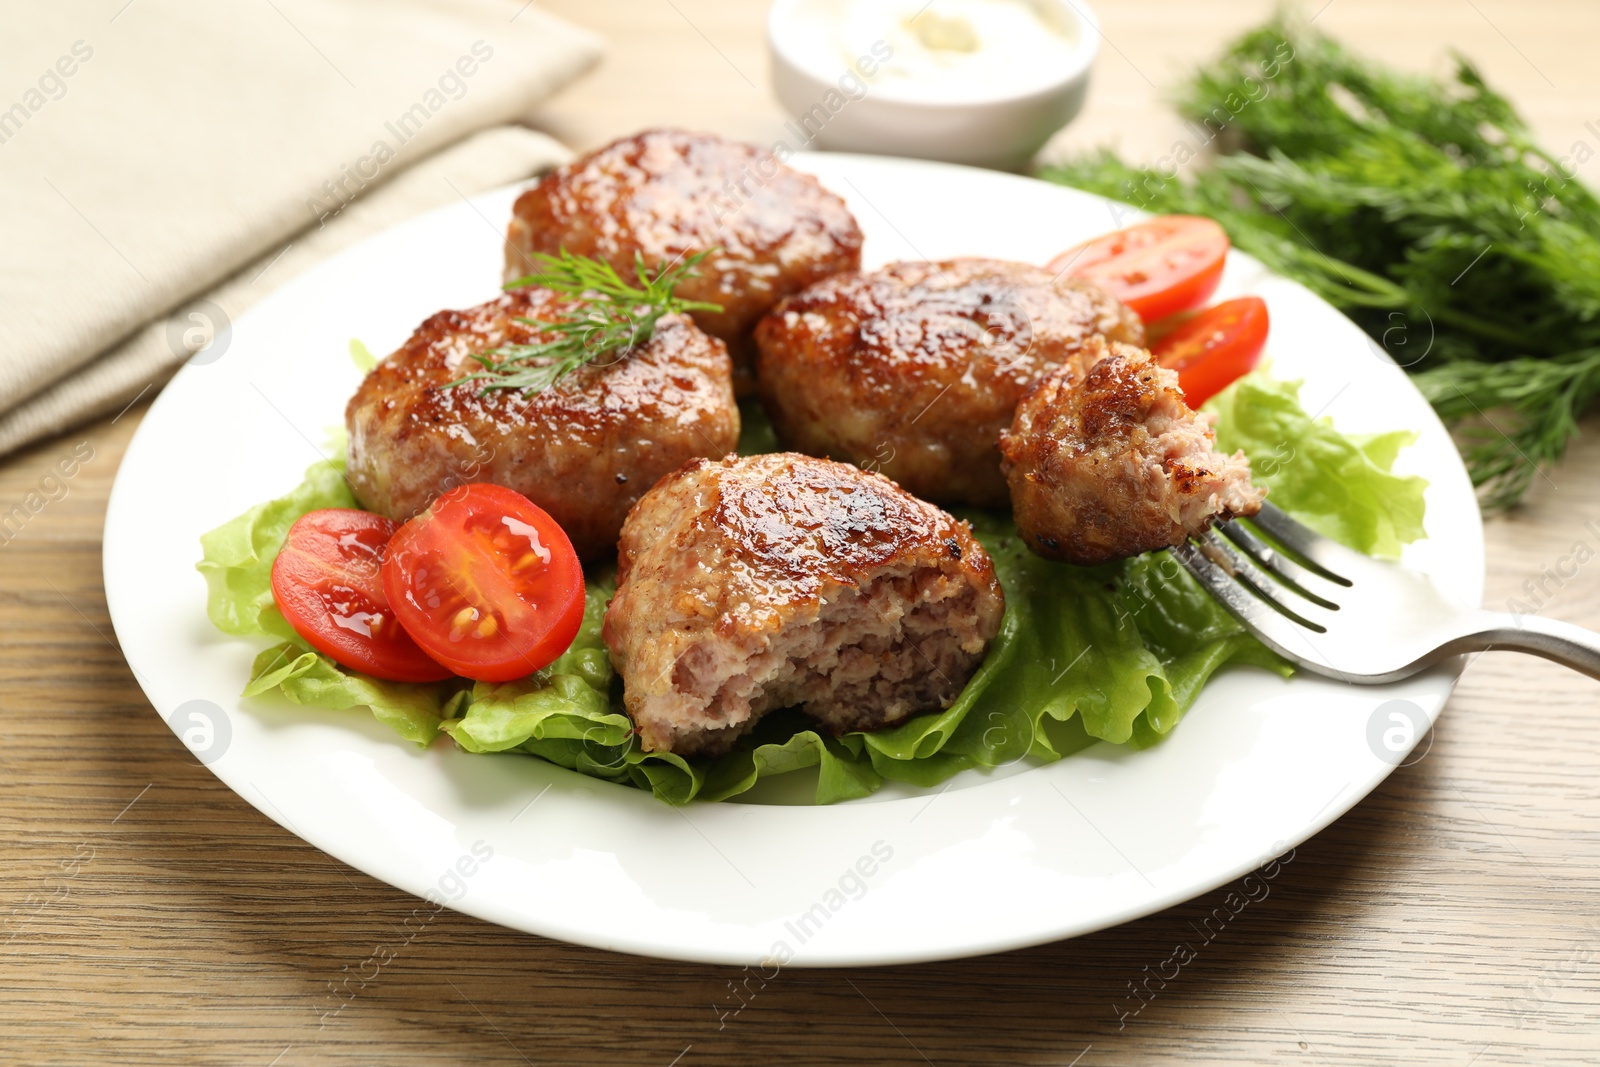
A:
[766,0,1099,170]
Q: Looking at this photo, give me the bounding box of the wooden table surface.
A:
[6,2,1600,1063]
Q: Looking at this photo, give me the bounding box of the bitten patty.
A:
[754,257,1145,507]
[602,453,1006,758]
[998,340,1265,565]
[344,286,739,562]
[505,128,863,391]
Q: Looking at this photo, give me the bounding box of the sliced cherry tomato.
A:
[381,484,585,683]
[1048,216,1230,323]
[270,509,453,683]
[1151,296,1270,408]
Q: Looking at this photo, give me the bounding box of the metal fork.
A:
[1172,502,1600,683]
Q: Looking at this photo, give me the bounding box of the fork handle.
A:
[1456,613,1600,680]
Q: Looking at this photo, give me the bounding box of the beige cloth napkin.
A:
[0,0,601,455]
[0,125,575,453]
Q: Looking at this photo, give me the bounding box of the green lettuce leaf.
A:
[244,641,465,745]
[349,338,378,373]
[854,518,1293,787]
[196,457,355,640]
[438,577,883,804]
[199,373,1429,804]
[440,575,627,756]
[1208,374,1429,557]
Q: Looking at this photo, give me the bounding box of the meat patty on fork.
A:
[344,286,739,562]
[505,128,863,391]
[999,340,1265,566]
[602,453,1006,758]
[754,257,1145,508]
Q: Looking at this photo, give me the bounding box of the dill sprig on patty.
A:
[452,248,722,396]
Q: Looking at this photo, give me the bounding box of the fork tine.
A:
[1171,543,1331,668]
[1216,521,1345,608]
[1172,542,1348,680]
[1192,530,1333,631]
[1171,542,1327,657]
[1243,503,1367,584]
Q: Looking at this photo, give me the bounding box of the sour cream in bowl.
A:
[767,0,1099,169]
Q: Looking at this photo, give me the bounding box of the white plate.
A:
[104,154,1482,967]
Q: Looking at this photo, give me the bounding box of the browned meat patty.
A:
[505,128,863,393]
[602,452,1006,758]
[754,258,1145,508]
[998,340,1264,566]
[344,286,739,562]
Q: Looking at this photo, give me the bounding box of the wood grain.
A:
[5,2,1600,1064]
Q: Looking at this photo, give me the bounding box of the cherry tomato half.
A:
[270,509,453,683]
[1151,296,1270,408]
[380,484,585,683]
[1048,216,1230,323]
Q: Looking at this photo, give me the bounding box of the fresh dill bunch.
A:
[1042,15,1600,508]
[1415,350,1600,508]
[450,249,723,395]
